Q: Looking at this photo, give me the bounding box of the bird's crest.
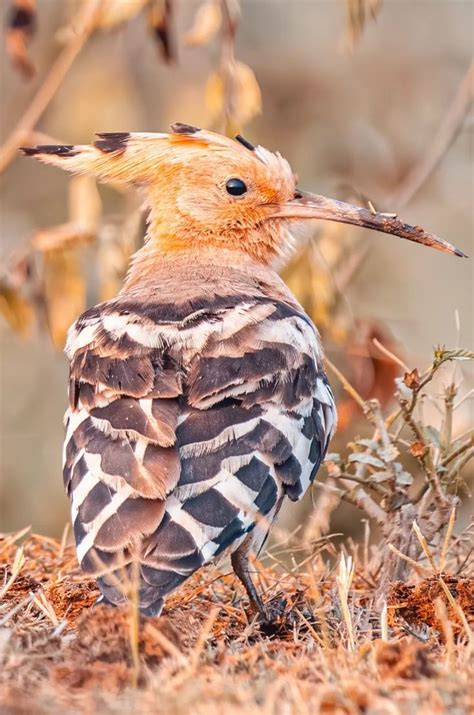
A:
[20,123,293,188]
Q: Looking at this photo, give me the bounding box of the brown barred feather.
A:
[94,498,166,551]
[90,397,178,446]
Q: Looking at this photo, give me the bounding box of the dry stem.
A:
[0,0,102,174]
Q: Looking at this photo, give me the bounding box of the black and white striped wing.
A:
[63,297,336,613]
[63,306,183,581]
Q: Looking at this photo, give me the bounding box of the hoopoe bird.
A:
[22,124,464,618]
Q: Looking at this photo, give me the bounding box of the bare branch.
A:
[324,356,367,413]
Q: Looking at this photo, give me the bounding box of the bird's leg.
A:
[231,537,269,621]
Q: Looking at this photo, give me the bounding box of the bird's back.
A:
[63,251,336,614]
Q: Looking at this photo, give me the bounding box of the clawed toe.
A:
[258,596,287,624]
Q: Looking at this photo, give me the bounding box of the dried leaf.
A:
[32,225,94,253]
[42,247,86,349]
[32,177,100,252]
[4,250,33,288]
[68,175,102,232]
[336,321,403,432]
[206,61,262,129]
[148,0,175,63]
[5,0,37,78]
[345,0,382,49]
[404,368,421,390]
[350,323,403,403]
[0,282,35,337]
[184,0,222,47]
[232,61,262,126]
[93,0,148,30]
[335,399,359,434]
[410,441,427,458]
[206,72,225,119]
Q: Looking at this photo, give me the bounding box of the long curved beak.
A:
[271,190,467,257]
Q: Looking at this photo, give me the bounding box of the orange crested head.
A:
[21,123,466,267]
[20,123,298,265]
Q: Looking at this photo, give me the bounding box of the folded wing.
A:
[63,294,336,613]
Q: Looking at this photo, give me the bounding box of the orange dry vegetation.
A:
[0,531,472,715]
[388,576,474,639]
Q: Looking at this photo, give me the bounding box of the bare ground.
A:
[0,530,472,715]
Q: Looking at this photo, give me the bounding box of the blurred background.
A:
[0,0,472,536]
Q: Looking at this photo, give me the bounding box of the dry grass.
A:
[0,522,472,714]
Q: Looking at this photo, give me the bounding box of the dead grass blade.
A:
[0,547,26,600]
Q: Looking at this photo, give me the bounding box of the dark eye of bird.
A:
[226,178,247,196]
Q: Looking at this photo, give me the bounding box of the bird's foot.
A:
[259,596,287,623]
[250,596,289,635]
